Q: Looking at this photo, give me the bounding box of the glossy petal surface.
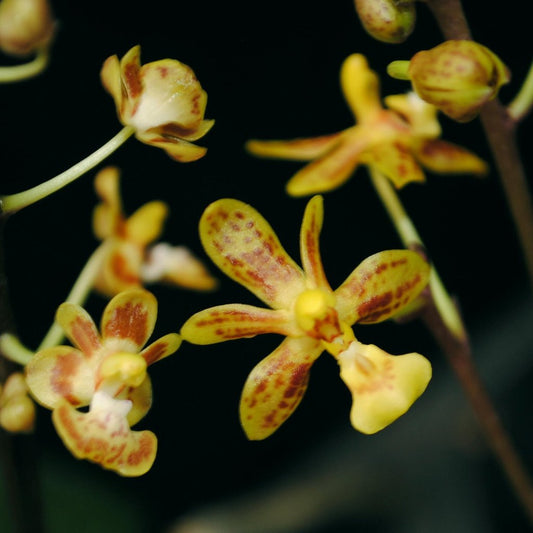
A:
[338,342,431,434]
[140,333,182,365]
[53,392,157,476]
[26,346,94,409]
[200,199,306,309]
[181,304,296,344]
[335,250,430,325]
[56,303,102,358]
[101,289,158,352]
[240,336,322,440]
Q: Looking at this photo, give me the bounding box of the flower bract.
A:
[26,288,181,476]
[246,54,488,196]
[181,195,432,439]
[101,45,214,161]
[92,166,217,297]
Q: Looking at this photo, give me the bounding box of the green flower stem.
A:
[0,125,135,214]
[0,47,50,84]
[0,333,34,365]
[369,168,466,341]
[37,241,110,351]
[508,60,533,122]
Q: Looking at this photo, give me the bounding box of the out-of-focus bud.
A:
[0,372,35,433]
[406,40,510,122]
[354,0,416,44]
[0,0,55,57]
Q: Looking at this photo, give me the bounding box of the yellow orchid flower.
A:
[25,289,181,476]
[92,166,217,297]
[246,54,488,197]
[181,196,432,439]
[101,45,214,161]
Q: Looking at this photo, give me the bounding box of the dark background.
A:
[1,1,532,532]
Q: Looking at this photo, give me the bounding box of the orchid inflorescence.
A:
[0,7,531,524]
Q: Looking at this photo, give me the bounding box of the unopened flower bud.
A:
[0,0,55,57]
[354,0,416,44]
[406,40,510,122]
[0,373,35,433]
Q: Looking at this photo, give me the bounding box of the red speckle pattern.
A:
[103,301,149,347]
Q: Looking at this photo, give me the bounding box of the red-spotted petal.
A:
[300,195,330,289]
[25,346,94,409]
[286,130,366,196]
[101,289,158,351]
[56,303,102,357]
[246,133,342,161]
[240,336,323,440]
[119,45,143,118]
[52,393,157,477]
[136,130,208,162]
[181,304,297,345]
[199,199,306,310]
[124,376,152,427]
[94,240,143,297]
[361,142,426,188]
[412,139,489,176]
[335,250,430,325]
[140,333,182,365]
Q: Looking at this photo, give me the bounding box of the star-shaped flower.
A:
[92,166,217,297]
[25,288,181,476]
[181,196,432,439]
[246,54,488,196]
[101,45,214,161]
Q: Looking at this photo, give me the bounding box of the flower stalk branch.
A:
[370,166,533,524]
[0,46,49,83]
[424,0,533,291]
[0,125,135,215]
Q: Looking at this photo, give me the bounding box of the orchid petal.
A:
[300,195,330,289]
[26,346,94,409]
[199,198,306,309]
[181,304,297,345]
[94,241,143,297]
[119,45,143,117]
[136,130,208,162]
[56,303,102,357]
[153,118,215,143]
[338,342,431,434]
[125,201,168,245]
[92,166,123,239]
[140,333,182,365]
[340,54,382,122]
[125,376,152,426]
[412,139,489,176]
[101,289,157,351]
[285,131,365,196]
[52,392,157,477]
[246,133,342,161]
[132,59,208,133]
[141,243,218,291]
[240,336,323,440]
[335,250,430,325]
[100,54,123,117]
[361,142,426,188]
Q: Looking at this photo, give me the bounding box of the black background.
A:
[1,1,532,532]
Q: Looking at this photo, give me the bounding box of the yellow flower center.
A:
[294,289,342,342]
[99,352,147,388]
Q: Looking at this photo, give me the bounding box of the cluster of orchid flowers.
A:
[0,0,512,477]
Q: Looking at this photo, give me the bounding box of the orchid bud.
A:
[354,0,416,44]
[0,0,55,56]
[407,40,510,122]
